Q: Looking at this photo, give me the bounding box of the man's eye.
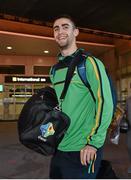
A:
[54,28,59,32]
[63,26,69,29]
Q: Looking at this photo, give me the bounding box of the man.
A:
[49,15,114,179]
[125,96,131,173]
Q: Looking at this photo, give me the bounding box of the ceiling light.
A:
[44,50,49,54]
[6,46,12,50]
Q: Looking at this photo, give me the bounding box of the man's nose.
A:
[58,27,64,34]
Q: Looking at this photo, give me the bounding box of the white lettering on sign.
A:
[12,77,47,82]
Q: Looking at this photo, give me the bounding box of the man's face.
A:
[53,18,79,49]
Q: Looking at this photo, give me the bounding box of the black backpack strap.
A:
[77,53,96,102]
[50,64,58,79]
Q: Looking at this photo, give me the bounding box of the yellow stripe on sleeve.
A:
[87,57,103,141]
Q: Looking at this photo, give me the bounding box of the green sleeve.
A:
[86,56,114,149]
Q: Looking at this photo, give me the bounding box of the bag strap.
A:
[77,54,96,102]
[60,52,81,101]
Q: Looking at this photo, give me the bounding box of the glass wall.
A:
[0,83,50,121]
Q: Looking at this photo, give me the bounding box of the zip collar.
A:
[57,48,84,61]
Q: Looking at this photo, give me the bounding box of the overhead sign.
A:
[5,76,51,83]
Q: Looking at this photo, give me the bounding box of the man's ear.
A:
[74,28,79,37]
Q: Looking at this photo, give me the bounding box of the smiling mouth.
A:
[58,37,66,40]
[58,35,67,40]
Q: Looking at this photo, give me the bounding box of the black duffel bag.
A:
[18,86,70,156]
[18,52,82,156]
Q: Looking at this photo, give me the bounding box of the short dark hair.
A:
[53,14,77,28]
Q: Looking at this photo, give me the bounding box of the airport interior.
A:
[0,0,131,179]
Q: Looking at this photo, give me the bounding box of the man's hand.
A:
[80,145,97,166]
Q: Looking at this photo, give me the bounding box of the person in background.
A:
[49,14,114,179]
[125,96,131,173]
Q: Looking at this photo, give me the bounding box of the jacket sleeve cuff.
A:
[86,143,99,150]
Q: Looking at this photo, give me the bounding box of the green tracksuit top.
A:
[50,49,114,151]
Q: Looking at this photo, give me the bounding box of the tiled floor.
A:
[0,121,131,179]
